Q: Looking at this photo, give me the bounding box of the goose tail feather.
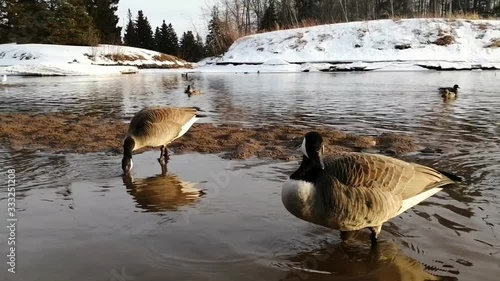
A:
[437,170,463,183]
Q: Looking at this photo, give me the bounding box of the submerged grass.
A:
[0,113,422,159]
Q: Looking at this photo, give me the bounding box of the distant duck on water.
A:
[438,84,459,99]
[184,85,203,96]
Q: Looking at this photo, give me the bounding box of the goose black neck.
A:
[123,137,135,158]
[290,156,323,183]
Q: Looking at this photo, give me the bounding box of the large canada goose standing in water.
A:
[122,107,205,175]
[282,132,462,246]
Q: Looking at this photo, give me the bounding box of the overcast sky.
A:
[117,0,210,37]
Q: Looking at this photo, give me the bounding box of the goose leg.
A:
[158,146,169,175]
[369,225,382,246]
[158,146,166,166]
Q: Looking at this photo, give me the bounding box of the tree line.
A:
[122,8,235,62]
[0,0,226,62]
[123,9,207,62]
[212,0,500,34]
[0,0,121,45]
[206,0,500,53]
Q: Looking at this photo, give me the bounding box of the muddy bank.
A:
[0,113,422,160]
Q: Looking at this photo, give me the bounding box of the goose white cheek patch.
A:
[301,138,309,158]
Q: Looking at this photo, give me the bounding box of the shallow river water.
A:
[0,70,499,281]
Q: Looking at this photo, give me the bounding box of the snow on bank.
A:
[0,43,190,76]
[218,18,500,70]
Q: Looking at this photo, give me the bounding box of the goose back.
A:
[127,107,199,149]
[322,153,451,199]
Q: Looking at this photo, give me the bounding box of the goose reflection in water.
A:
[280,240,458,281]
[122,173,205,212]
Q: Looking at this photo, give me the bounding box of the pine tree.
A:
[135,10,154,50]
[85,0,121,44]
[46,0,99,45]
[194,33,206,61]
[154,26,161,51]
[295,0,321,22]
[123,9,138,47]
[205,6,231,56]
[158,20,169,54]
[259,0,278,31]
[179,31,203,62]
[4,0,98,45]
[165,23,179,55]
[0,0,15,43]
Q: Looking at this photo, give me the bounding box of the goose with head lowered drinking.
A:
[122,106,205,175]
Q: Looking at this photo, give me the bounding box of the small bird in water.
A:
[282,132,462,246]
[438,84,459,98]
[122,107,205,175]
[1,75,7,84]
[184,85,203,96]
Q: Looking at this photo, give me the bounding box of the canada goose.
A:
[184,85,203,96]
[438,84,459,96]
[122,106,205,175]
[282,132,462,246]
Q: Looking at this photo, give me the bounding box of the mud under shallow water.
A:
[0,71,499,281]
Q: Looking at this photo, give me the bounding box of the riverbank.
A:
[211,18,500,72]
[0,43,190,76]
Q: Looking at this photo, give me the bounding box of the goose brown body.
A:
[282,132,461,244]
[126,107,200,150]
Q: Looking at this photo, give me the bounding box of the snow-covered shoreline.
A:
[210,18,500,71]
[1,18,500,76]
[0,43,190,76]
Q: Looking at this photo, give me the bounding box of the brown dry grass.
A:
[477,23,490,30]
[485,38,500,48]
[152,54,178,62]
[0,113,422,160]
[433,35,455,46]
[392,12,487,20]
[104,54,146,61]
[257,19,323,33]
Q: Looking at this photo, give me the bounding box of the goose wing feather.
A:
[128,107,197,144]
[322,152,451,200]
[320,177,402,230]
